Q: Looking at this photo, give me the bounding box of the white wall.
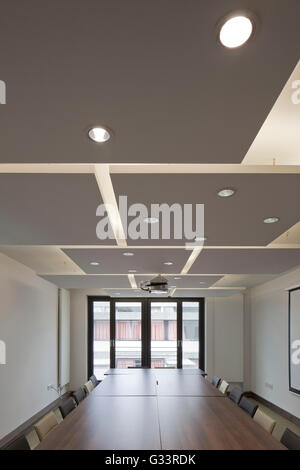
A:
[205,294,244,384]
[58,289,70,387]
[0,253,60,439]
[248,266,300,418]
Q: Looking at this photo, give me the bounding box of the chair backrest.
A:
[89,374,98,387]
[83,380,94,394]
[5,435,31,450]
[280,428,300,450]
[238,396,258,417]
[219,380,229,395]
[59,397,76,419]
[253,408,276,434]
[212,376,221,388]
[34,411,59,441]
[229,387,243,404]
[72,387,86,405]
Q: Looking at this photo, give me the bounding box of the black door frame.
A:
[88,296,205,378]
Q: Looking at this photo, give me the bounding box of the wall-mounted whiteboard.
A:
[289,288,300,395]
[58,289,70,387]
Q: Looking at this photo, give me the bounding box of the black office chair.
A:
[89,374,100,387]
[228,387,243,405]
[280,428,300,450]
[72,387,86,405]
[59,397,76,419]
[238,396,258,417]
[5,435,31,450]
[212,376,221,388]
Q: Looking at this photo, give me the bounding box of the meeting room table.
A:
[36,369,286,450]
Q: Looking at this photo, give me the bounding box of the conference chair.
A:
[228,387,243,405]
[280,428,300,450]
[34,411,59,441]
[59,397,76,419]
[83,380,94,395]
[72,387,86,405]
[253,408,276,434]
[219,380,230,395]
[238,397,258,418]
[5,435,31,450]
[89,374,99,387]
[212,376,221,388]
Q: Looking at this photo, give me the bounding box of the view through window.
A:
[150,302,177,368]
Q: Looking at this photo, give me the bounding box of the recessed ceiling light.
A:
[164,262,173,266]
[264,217,279,224]
[195,236,207,242]
[174,277,182,280]
[123,252,134,257]
[90,261,99,266]
[217,188,236,198]
[170,286,176,288]
[199,282,206,285]
[88,127,111,143]
[219,15,254,49]
[128,269,137,273]
[144,217,159,224]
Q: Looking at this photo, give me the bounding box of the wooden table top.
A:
[37,395,161,450]
[104,367,207,376]
[156,374,224,397]
[158,396,286,450]
[94,374,158,396]
[36,371,286,450]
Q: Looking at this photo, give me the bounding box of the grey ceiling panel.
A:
[189,249,300,274]
[1,2,300,163]
[136,275,222,289]
[62,248,190,274]
[0,174,115,245]
[40,275,131,289]
[112,174,300,246]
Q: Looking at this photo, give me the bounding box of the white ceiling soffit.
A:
[243,59,300,165]
[0,246,83,274]
[1,2,300,164]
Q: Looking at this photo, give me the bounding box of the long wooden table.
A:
[36,369,286,450]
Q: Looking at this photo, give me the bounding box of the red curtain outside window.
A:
[168,321,177,340]
[94,321,110,340]
[151,321,164,340]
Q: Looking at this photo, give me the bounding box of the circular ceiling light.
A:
[217,188,236,198]
[164,262,173,266]
[174,277,182,280]
[123,252,134,257]
[219,15,254,49]
[128,269,137,273]
[90,261,99,266]
[88,127,111,143]
[144,217,159,224]
[264,217,279,224]
[195,236,207,242]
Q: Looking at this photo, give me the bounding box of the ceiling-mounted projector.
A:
[140,275,169,294]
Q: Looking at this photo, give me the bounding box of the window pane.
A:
[182,302,199,369]
[115,302,142,368]
[151,302,177,368]
[93,301,110,380]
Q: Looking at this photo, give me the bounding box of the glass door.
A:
[150,301,178,368]
[115,301,142,368]
[182,301,199,369]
